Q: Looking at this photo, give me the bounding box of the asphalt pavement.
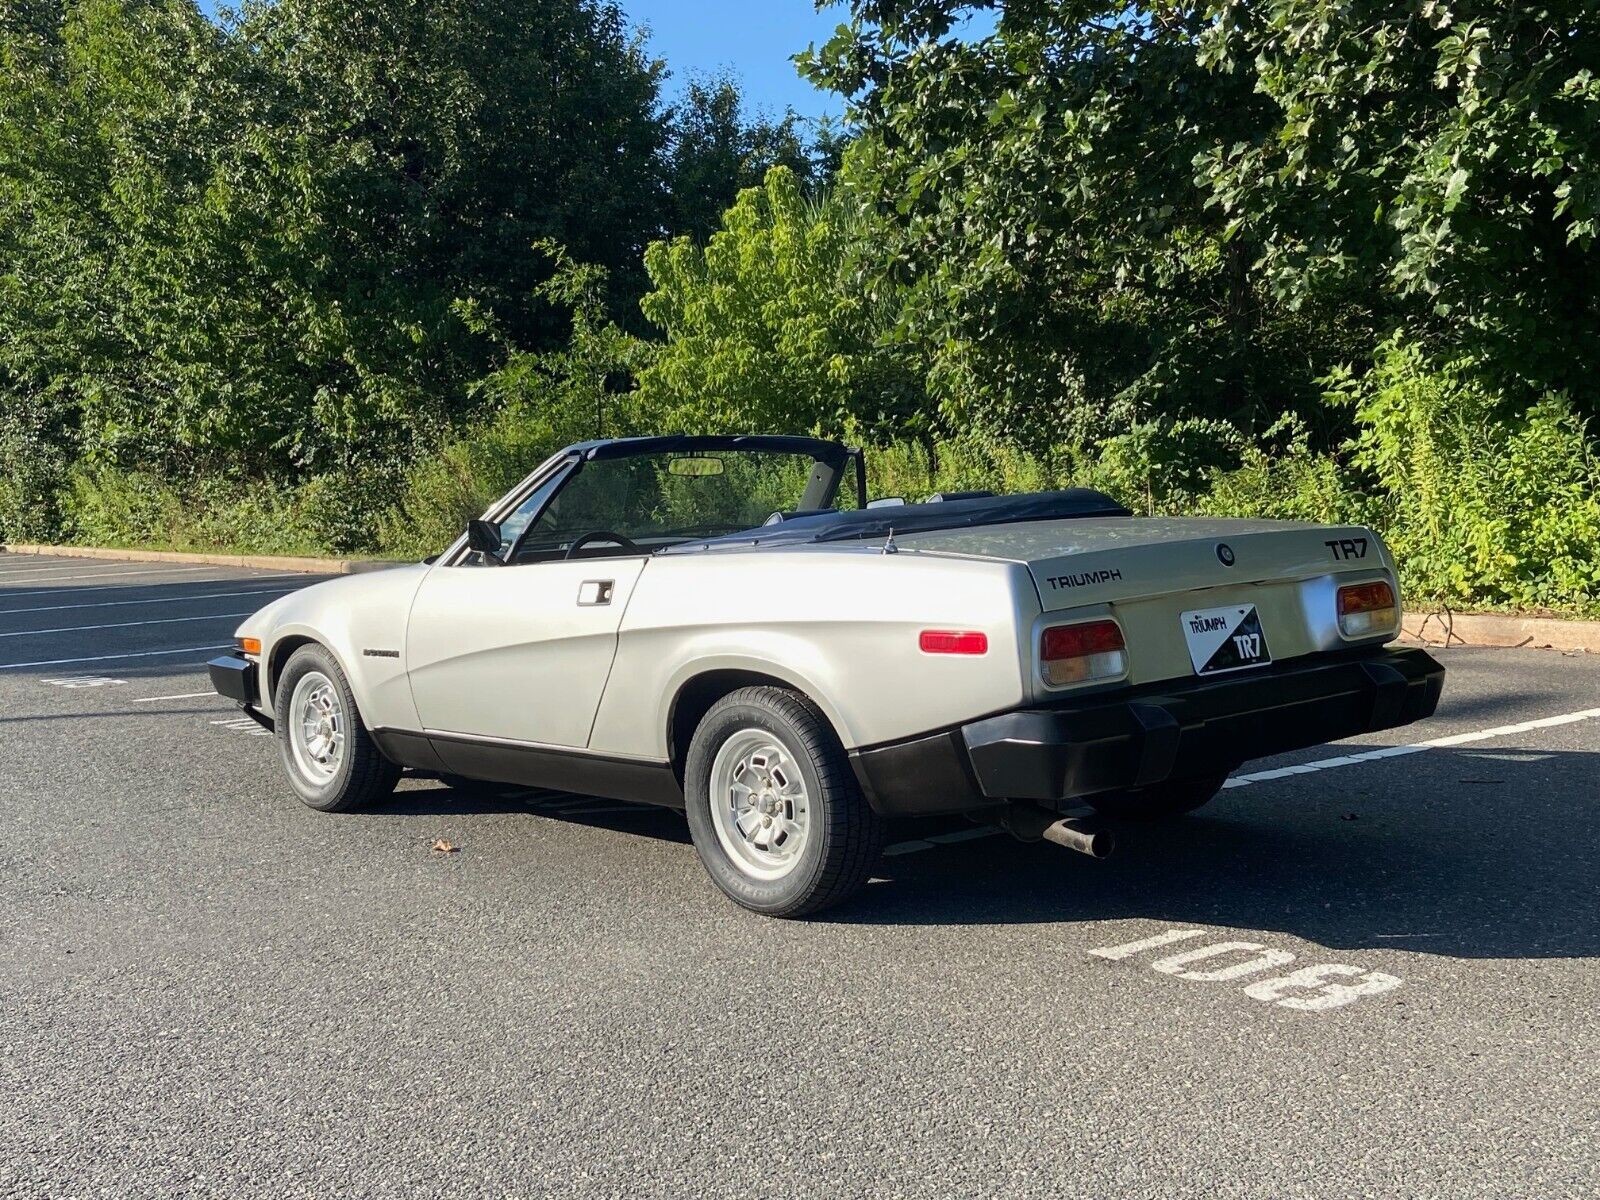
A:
[1,554,1596,1198]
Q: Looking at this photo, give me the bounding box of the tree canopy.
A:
[0,0,833,497]
[800,0,1600,450]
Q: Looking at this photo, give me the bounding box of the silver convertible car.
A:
[210,435,1444,916]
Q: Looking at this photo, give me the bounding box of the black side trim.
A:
[850,729,985,817]
[372,729,684,809]
[369,729,450,774]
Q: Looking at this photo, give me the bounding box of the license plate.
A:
[1181,604,1272,675]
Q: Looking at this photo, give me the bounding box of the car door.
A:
[404,556,648,749]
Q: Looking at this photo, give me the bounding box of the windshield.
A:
[510,448,844,561]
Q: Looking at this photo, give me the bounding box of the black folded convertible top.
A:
[662,489,1131,552]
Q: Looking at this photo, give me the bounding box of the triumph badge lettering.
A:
[1180,604,1273,675]
[1046,568,1124,590]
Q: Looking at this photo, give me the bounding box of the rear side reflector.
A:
[1337,581,1398,638]
[1040,619,1127,686]
[919,630,989,655]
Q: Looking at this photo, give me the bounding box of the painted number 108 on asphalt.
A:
[1089,929,1402,1013]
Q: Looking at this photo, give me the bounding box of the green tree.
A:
[636,166,926,442]
[1,0,676,512]
[802,1,1343,456]
[1197,1,1600,414]
[663,73,828,244]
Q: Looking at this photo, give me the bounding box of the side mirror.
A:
[466,519,503,558]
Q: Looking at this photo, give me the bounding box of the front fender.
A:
[248,566,428,732]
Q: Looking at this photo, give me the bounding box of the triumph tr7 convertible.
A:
[210,435,1444,916]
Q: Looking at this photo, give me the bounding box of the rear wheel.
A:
[275,644,401,812]
[1087,772,1228,821]
[684,686,884,918]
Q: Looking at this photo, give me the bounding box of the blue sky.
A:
[623,1,849,121]
[203,2,849,121]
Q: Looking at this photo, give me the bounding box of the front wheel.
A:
[274,644,401,812]
[684,687,884,918]
[1087,772,1228,821]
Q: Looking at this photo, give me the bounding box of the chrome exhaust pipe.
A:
[996,804,1116,859]
[1041,817,1115,859]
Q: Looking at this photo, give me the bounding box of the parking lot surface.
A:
[2,554,1597,1198]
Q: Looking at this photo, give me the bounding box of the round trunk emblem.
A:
[1217,543,1236,566]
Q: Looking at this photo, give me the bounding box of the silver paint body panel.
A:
[236,510,1400,765]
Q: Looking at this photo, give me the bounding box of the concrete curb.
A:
[1401,611,1600,653]
[1,543,402,576]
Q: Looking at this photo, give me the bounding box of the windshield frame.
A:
[443,436,859,568]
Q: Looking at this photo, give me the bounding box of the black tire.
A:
[684,686,884,918]
[1087,772,1228,821]
[274,644,401,812]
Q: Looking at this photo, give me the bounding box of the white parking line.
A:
[0,562,149,578]
[0,586,296,616]
[0,644,231,671]
[0,574,310,602]
[1224,705,1600,789]
[0,565,223,585]
[0,612,252,639]
[131,690,221,703]
[211,716,271,738]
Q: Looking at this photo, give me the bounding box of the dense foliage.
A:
[0,0,829,544]
[2,0,1597,613]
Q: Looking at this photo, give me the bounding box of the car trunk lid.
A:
[894,517,1391,687]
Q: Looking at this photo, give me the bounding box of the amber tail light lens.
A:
[1337,581,1398,638]
[1040,619,1127,686]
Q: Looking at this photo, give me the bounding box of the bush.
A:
[1199,416,1373,526]
[865,437,1065,501]
[378,404,582,561]
[0,402,71,542]
[1331,344,1600,614]
[62,467,394,559]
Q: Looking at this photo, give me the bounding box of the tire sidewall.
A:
[274,645,360,810]
[685,697,834,915]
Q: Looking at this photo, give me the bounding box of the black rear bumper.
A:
[850,647,1444,817]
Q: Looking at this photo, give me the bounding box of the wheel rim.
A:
[708,728,811,882]
[288,671,345,784]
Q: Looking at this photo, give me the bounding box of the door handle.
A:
[576,580,614,606]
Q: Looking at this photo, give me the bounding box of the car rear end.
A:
[849,516,1443,816]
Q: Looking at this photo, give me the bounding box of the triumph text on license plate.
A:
[1181,604,1272,675]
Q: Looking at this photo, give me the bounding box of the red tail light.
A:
[1336,581,1398,637]
[919,630,989,655]
[1039,619,1127,686]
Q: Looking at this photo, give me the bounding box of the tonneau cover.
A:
[660,489,1131,552]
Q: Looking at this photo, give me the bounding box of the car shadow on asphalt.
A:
[360,745,1600,960]
[369,778,694,839]
[825,744,1600,960]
